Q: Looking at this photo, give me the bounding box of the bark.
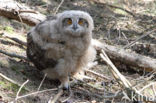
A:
[0,0,156,72]
[0,0,46,26]
[104,44,156,72]
[92,39,156,72]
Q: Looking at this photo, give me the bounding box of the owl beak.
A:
[72,23,78,31]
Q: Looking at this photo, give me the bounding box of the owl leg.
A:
[59,76,70,90]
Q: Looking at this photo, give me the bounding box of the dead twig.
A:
[138,82,156,93]
[85,69,111,80]
[0,73,18,85]
[121,32,130,44]
[5,36,27,46]
[19,10,38,14]
[123,29,156,49]
[0,73,29,91]
[15,80,29,101]
[48,89,63,103]
[100,50,133,89]
[14,88,58,101]
[53,0,64,15]
[37,74,47,91]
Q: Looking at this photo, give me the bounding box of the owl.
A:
[27,10,96,89]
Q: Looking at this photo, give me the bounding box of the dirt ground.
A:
[0,0,156,103]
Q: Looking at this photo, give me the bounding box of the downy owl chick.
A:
[27,10,96,89]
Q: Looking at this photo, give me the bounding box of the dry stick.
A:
[0,49,28,60]
[138,82,156,93]
[123,29,156,49]
[19,10,37,14]
[85,69,111,80]
[0,73,29,91]
[152,85,156,96]
[121,32,130,44]
[14,88,58,101]
[53,0,64,15]
[3,36,27,46]
[37,74,47,91]
[0,73,18,85]
[100,50,133,89]
[133,72,155,88]
[15,80,29,101]
[100,50,156,102]
[16,9,25,32]
[48,89,63,103]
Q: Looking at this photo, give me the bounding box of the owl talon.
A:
[59,83,70,90]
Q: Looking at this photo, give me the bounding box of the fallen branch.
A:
[0,0,46,26]
[0,49,28,60]
[92,39,156,72]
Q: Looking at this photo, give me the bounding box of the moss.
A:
[144,88,154,96]
[11,83,27,95]
[4,26,14,33]
[10,64,25,71]
[0,79,27,94]
[0,81,8,87]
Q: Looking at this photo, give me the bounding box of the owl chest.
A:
[45,36,89,61]
[65,39,88,56]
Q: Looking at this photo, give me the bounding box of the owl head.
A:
[57,10,94,37]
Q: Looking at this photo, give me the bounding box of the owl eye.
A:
[78,18,89,27]
[78,18,83,25]
[67,18,72,25]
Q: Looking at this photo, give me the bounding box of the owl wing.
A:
[27,32,58,71]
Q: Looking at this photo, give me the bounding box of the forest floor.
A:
[0,0,156,103]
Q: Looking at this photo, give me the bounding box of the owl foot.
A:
[59,82,70,90]
[59,77,70,90]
